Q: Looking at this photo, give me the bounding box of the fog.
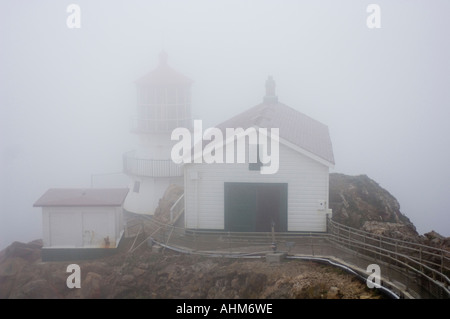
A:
[1,0,449,250]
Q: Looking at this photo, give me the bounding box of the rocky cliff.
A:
[1,173,448,299]
[329,173,450,248]
[1,236,387,299]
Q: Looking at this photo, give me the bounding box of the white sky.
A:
[1,0,449,249]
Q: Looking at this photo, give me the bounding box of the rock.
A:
[137,262,149,270]
[191,260,218,273]
[15,279,59,299]
[81,262,109,277]
[26,239,44,250]
[424,231,444,241]
[0,258,24,299]
[327,286,341,299]
[419,231,450,251]
[2,241,41,262]
[241,273,267,298]
[133,267,146,277]
[120,274,135,286]
[329,173,418,237]
[0,257,28,298]
[0,257,24,277]
[152,245,163,253]
[231,277,240,289]
[444,237,450,247]
[362,221,419,241]
[431,238,442,245]
[153,184,184,224]
[81,272,102,298]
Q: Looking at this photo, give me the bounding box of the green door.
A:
[224,183,257,232]
[224,182,287,232]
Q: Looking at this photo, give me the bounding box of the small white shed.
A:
[184,77,335,232]
[33,188,129,261]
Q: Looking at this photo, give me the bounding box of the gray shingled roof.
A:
[215,101,335,165]
[33,188,129,207]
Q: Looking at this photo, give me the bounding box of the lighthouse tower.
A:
[123,52,193,215]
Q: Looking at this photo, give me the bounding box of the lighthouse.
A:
[123,51,193,215]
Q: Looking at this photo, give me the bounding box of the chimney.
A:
[263,76,278,104]
[159,50,168,65]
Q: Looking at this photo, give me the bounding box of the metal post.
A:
[271,221,277,252]
[194,232,198,251]
[419,247,423,272]
[379,237,382,261]
[395,242,398,267]
[348,228,351,249]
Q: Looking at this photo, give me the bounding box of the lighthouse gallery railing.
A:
[123,151,183,177]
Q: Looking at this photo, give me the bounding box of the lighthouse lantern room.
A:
[123,52,192,215]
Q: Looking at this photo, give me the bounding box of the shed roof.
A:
[33,188,129,207]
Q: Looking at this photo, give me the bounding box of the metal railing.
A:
[123,151,183,177]
[131,117,192,133]
[169,193,185,224]
[124,210,450,298]
[136,217,332,256]
[326,218,450,298]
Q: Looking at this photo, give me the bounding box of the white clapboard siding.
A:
[184,142,330,232]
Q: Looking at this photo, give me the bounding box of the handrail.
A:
[169,193,185,223]
[130,117,193,133]
[328,232,450,286]
[123,151,183,177]
[327,218,450,297]
[329,219,450,256]
[126,211,450,298]
[327,219,450,273]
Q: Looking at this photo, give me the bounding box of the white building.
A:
[123,51,192,215]
[184,77,335,232]
[33,188,129,261]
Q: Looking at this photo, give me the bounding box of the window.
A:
[168,105,177,120]
[167,88,177,104]
[133,181,140,193]
[249,144,263,171]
